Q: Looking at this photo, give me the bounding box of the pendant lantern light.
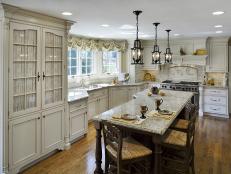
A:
[152,22,161,64]
[131,10,144,65]
[165,29,173,64]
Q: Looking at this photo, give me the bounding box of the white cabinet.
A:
[109,87,129,108]
[87,88,108,120]
[68,98,88,142]
[9,113,41,171]
[9,24,66,118]
[98,95,109,114]
[9,23,42,117]
[9,107,65,173]
[2,4,73,173]
[206,38,228,72]
[202,88,229,118]
[42,107,64,153]
[128,87,139,100]
[87,98,98,121]
[109,85,145,109]
[42,29,65,109]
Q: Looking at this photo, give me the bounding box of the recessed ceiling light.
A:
[120,24,136,30]
[174,34,180,36]
[62,12,72,16]
[101,24,110,27]
[216,30,223,34]
[214,25,223,28]
[212,11,224,15]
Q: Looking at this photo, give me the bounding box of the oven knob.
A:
[170,86,172,89]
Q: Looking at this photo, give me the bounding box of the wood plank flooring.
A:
[22,116,231,174]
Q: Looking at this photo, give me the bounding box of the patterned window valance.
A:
[68,35,127,52]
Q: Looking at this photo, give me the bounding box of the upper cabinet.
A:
[9,23,41,116]
[42,29,65,109]
[9,23,66,117]
[206,37,229,72]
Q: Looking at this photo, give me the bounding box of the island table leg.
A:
[94,121,103,174]
[152,136,162,174]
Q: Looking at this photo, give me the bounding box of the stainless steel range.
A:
[160,80,200,108]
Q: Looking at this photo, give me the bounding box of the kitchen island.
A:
[93,89,194,174]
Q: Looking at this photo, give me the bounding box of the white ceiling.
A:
[3,0,231,40]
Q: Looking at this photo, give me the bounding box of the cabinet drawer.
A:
[89,89,108,100]
[204,96,227,106]
[204,104,227,115]
[69,100,87,112]
[204,89,227,96]
[70,108,87,118]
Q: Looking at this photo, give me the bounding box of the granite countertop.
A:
[68,82,151,102]
[68,89,89,102]
[93,89,193,135]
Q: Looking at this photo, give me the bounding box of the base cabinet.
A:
[42,107,64,154]
[87,89,108,120]
[202,88,229,118]
[9,106,65,173]
[109,87,128,108]
[68,99,88,142]
[9,114,41,172]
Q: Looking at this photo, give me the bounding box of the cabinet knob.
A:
[43,115,45,118]
[43,72,46,80]
[37,117,40,120]
[37,72,40,82]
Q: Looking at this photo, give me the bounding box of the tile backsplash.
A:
[206,72,228,87]
[143,64,206,83]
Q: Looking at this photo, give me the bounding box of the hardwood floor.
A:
[22,116,231,174]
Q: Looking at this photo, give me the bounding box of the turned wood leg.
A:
[152,136,162,174]
[94,121,103,174]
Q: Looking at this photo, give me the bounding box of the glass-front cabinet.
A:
[9,24,65,116]
[9,23,41,117]
[42,29,64,108]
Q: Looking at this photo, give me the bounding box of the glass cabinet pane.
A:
[12,28,38,113]
[44,31,63,106]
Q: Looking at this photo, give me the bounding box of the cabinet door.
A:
[98,96,108,114]
[70,109,87,141]
[9,22,41,117]
[87,99,98,121]
[42,107,64,153]
[42,29,65,109]
[109,87,128,108]
[9,113,41,168]
[208,42,228,72]
[128,87,138,100]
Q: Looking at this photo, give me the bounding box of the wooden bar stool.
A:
[161,109,196,174]
[171,104,196,133]
[102,121,152,174]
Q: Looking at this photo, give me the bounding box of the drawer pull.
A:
[210,107,220,111]
[210,99,220,102]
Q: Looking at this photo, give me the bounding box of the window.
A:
[68,48,78,76]
[102,51,121,74]
[68,48,94,76]
[81,50,94,75]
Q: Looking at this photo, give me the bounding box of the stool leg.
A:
[105,151,109,174]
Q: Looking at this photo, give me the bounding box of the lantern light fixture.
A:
[152,22,161,64]
[131,10,144,65]
[165,29,173,64]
